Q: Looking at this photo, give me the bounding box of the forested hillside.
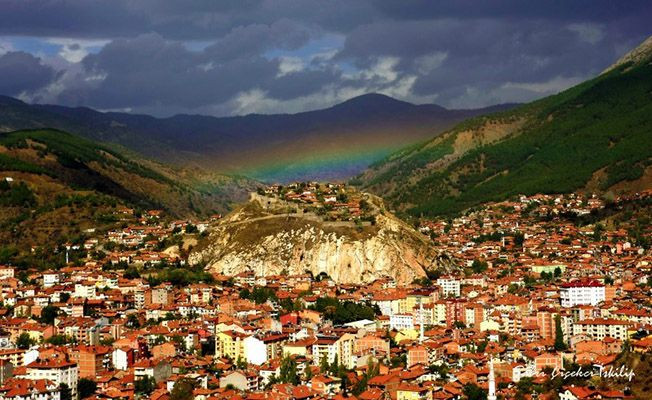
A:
[357,39,652,217]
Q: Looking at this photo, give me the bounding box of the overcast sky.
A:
[0,0,649,117]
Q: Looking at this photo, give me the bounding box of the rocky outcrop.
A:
[603,34,652,73]
[189,197,449,284]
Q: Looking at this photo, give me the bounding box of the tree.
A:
[279,356,299,385]
[126,313,141,328]
[59,383,73,400]
[453,321,466,329]
[319,354,330,373]
[353,360,380,395]
[46,334,71,345]
[304,363,313,380]
[329,355,339,376]
[428,363,449,380]
[124,267,140,279]
[471,259,488,274]
[463,383,487,400]
[16,332,35,349]
[135,376,156,395]
[78,378,97,399]
[554,314,567,351]
[593,223,605,241]
[40,305,60,325]
[170,378,196,400]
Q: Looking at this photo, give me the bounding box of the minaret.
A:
[488,357,497,400]
[419,298,425,343]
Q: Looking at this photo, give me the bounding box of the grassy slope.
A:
[358,59,652,217]
[0,128,257,266]
[0,129,255,215]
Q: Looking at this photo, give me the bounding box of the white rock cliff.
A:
[189,197,447,284]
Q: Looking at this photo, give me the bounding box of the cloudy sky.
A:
[0,1,649,117]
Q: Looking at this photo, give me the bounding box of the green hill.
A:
[0,128,255,264]
[356,36,652,217]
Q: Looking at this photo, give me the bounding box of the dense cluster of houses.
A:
[0,191,650,400]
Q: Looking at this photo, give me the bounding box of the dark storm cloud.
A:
[70,33,281,110]
[350,19,595,85]
[371,0,652,22]
[203,19,313,59]
[0,51,56,96]
[0,0,649,114]
[0,0,373,40]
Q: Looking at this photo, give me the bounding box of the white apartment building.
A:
[559,279,605,307]
[74,283,96,299]
[389,314,414,331]
[437,277,461,297]
[26,358,78,398]
[42,272,60,288]
[572,318,632,341]
[311,334,355,369]
[312,336,338,366]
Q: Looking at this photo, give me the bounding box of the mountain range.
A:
[356,35,652,217]
[1,36,651,224]
[0,93,514,182]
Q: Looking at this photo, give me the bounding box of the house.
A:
[311,334,356,370]
[437,277,461,298]
[219,370,260,392]
[355,334,390,357]
[0,267,14,280]
[572,319,632,341]
[407,346,428,368]
[0,359,13,385]
[0,378,61,400]
[311,374,341,396]
[390,314,414,331]
[149,338,175,358]
[25,357,78,398]
[368,373,401,399]
[134,359,172,383]
[41,272,60,288]
[396,383,432,400]
[111,347,133,371]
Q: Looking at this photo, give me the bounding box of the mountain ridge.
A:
[0,93,517,182]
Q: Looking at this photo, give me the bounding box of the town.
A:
[0,184,651,400]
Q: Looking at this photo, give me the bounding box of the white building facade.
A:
[559,279,605,307]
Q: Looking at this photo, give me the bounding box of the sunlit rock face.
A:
[189,196,450,285]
